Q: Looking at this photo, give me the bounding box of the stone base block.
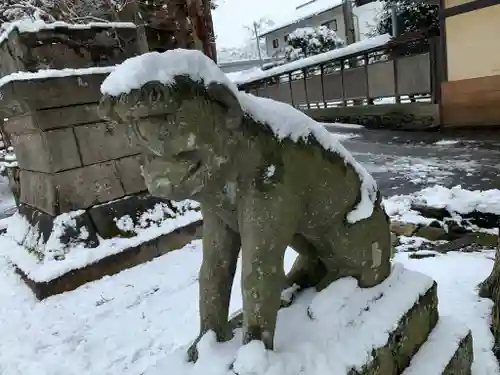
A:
[18,204,99,253]
[347,281,439,375]
[401,317,473,375]
[221,265,438,375]
[16,220,202,300]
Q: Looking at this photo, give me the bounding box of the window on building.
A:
[322,19,338,31]
[272,38,279,49]
[284,35,289,43]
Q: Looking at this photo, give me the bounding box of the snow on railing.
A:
[232,34,392,86]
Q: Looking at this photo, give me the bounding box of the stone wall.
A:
[0,23,201,278]
[0,22,147,78]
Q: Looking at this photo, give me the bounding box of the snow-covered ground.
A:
[0,185,499,375]
[0,239,496,375]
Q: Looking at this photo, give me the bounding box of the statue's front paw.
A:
[281,284,301,308]
[187,339,200,363]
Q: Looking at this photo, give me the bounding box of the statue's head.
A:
[99,77,243,200]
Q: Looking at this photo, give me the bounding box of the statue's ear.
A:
[206,82,242,130]
[98,96,123,125]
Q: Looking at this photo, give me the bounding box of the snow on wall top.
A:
[231,34,392,85]
[0,19,136,47]
[101,48,378,223]
[0,66,115,89]
[260,0,344,37]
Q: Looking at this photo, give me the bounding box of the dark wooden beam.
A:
[443,0,500,17]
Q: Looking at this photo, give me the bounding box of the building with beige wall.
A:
[440,0,500,127]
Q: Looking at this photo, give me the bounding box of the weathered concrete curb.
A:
[443,331,474,375]
[306,103,440,131]
[349,282,439,374]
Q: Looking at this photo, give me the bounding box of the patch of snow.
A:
[281,284,301,304]
[101,49,379,223]
[396,237,435,252]
[44,210,87,261]
[323,122,365,130]
[231,34,392,85]
[284,25,344,61]
[101,49,239,97]
[385,185,500,218]
[383,194,435,226]
[225,66,264,84]
[0,19,136,46]
[1,200,201,283]
[264,165,276,181]
[401,316,470,375]
[115,215,135,233]
[331,132,361,141]
[3,153,16,161]
[147,262,433,375]
[434,140,460,146]
[355,152,479,187]
[0,67,115,88]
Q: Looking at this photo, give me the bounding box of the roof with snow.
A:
[260,0,344,37]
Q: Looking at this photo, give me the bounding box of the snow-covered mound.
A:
[146,263,433,375]
[383,185,500,227]
[100,49,378,223]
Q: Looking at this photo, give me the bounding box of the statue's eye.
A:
[132,120,164,157]
[159,126,169,137]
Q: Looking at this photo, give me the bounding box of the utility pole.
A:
[342,0,356,45]
[391,4,399,37]
[253,21,264,67]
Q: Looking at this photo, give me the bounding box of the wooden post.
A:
[320,65,327,108]
[303,69,310,109]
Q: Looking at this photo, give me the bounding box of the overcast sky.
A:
[212,0,382,49]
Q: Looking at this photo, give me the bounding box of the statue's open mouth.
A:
[182,160,202,182]
[175,150,203,183]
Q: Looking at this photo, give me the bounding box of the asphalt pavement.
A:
[326,124,500,197]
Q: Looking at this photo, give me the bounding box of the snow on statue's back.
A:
[100,48,377,223]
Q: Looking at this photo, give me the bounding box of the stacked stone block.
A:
[0,23,202,298]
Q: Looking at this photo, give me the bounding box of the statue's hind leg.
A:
[281,234,328,306]
[317,206,392,292]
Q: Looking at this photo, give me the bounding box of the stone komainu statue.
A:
[99,49,392,362]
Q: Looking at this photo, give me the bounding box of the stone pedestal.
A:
[0,22,202,299]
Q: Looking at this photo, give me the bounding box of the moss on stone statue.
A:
[99,74,393,362]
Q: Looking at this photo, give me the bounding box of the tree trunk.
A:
[479,228,500,357]
[118,0,217,61]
